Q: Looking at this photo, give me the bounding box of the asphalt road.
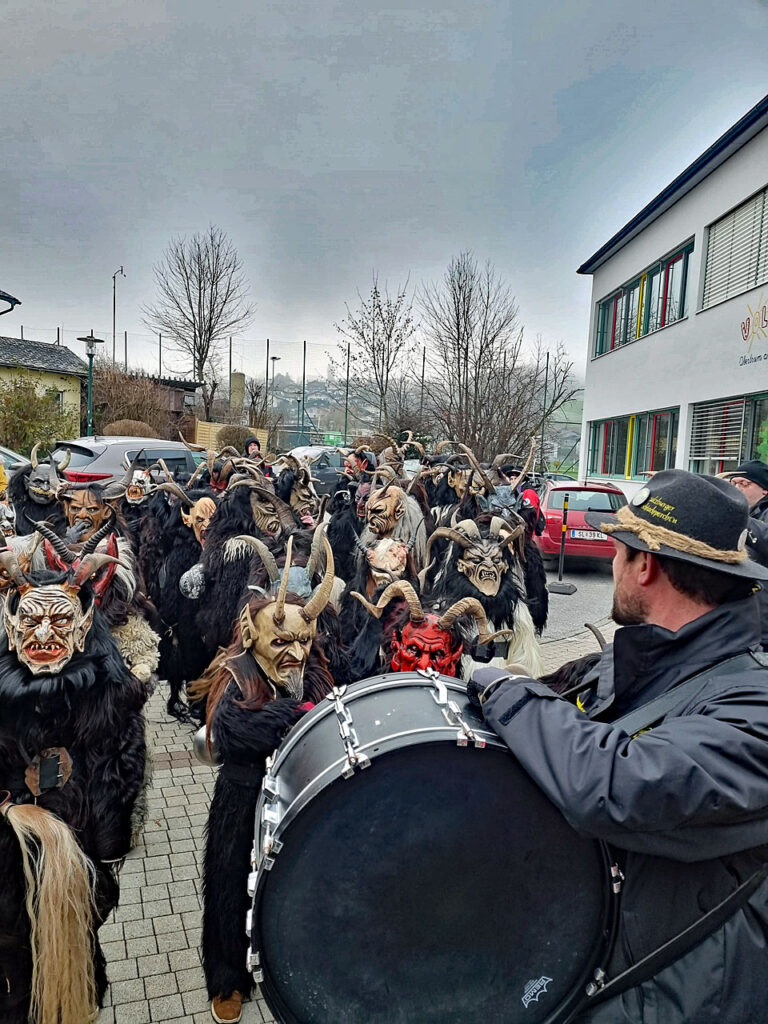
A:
[540,556,615,641]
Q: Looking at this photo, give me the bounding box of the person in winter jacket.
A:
[469,470,768,1024]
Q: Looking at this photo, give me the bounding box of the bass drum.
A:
[247,671,617,1024]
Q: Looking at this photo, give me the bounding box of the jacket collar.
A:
[589,596,762,718]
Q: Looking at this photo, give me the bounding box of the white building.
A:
[578,93,768,484]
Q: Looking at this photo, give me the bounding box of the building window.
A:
[56,391,65,410]
[594,242,693,356]
[589,407,679,477]
[702,185,768,309]
[688,398,746,475]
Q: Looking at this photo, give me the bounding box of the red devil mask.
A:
[390,616,463,676]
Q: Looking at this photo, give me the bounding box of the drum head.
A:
[255,742,610,1023]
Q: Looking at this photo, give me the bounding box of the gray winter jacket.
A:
[478,597,768,1023]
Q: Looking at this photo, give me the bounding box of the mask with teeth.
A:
[126,470,152,505]
[181,496,216,547]
[0,501,16,537]
[5,585,94,676]
[366,485,406,537]
[62,489,113,540]
[456,540,509,597]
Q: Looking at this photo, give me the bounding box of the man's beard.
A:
[611,590,648,626]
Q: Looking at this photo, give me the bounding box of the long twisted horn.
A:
[507,439,536,493]
[178,431,206,453]
[228,535,280,583]
[155,481,194,508]
[273,535,293,625]
[80,517,116,555]
[28,519,78,564]
[456,444,495,494]
[351,580,425,623]
[306,522,327,579]
[301,537,335,622]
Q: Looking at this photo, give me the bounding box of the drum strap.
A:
[582,863,768,1008]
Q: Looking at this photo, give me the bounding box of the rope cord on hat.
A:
[600,505,748,564]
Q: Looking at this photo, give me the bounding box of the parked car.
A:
[0,444,26,469]
[51,436,200,484]
[534,481,627,563]
[287,445,346,495]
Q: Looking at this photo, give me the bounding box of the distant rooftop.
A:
[0,335,88,377]
[578,92,768,275]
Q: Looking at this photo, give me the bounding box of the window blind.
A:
[688,399,746,461]
[702,188,768,308]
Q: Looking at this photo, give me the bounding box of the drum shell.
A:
[248,671,617,1024]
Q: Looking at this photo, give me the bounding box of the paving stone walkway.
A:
[98,618,612,1023]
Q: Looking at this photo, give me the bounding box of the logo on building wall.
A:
[741,295,768,351]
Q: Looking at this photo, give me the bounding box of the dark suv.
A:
[52,436,200,484]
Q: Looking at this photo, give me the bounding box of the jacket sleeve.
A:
[481,674,768,862]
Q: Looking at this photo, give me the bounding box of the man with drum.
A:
[470,470,768,1022]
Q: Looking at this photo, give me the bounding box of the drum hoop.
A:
[271,673,472,773]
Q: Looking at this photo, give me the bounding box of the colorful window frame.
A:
[594,242,693,357]
[588,408,679,478]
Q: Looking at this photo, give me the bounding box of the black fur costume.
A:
[326,482,363,585]
[201,635,335,1002]
[8,461,67,537]
[0,576,147,1023]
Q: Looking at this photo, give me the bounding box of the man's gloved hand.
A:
[467,666,533,712]
[64,519,88,544]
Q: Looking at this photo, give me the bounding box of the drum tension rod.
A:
[421,669,486,748]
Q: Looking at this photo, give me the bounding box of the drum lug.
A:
[247,949,264,982]
[431,681,486,748]
[246,908,253,934]
[329,685,371,777]
[263,774,279,799]
[247,871,257,897]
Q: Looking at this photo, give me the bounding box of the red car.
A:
[534,481,627,562]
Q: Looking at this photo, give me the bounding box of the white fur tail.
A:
[0,798,97,1024]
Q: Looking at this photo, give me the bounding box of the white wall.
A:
[580,125,768,472]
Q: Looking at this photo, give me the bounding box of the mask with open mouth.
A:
[0,501,16,537]
[0,549,118,676]
[61,488,114,540]
[182,496,217,547]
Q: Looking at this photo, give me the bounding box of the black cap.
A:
[584,469,768,580]
[727,460,768,492]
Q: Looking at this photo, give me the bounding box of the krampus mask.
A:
[0,548,118,675]
[0,500,16,537]
[34,519,120,606]
[352,581,511,677]
[366,482,407,537]
[275,455,319,527]
[422,516,525,597]
[60,486,116,540]
[156,482,217,546]
[237,534,335,698]
[22,443,71,504]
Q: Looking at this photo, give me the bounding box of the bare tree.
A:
[244,376,268,429]
[420,252,580,460]
[143,226,254,420]
[332,274,418,431]
[92,358,171,437]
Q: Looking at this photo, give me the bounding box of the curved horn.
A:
[436,597,513,647]
[455,519,481,539]
[80,516,116,555]
[490,451,518,470]
[121,449,144,487]
[433,440,457,456]
[185,460,208,489]
[155,481,194,508]
[507,439,536,493]
[0,549,29,589]
[30,442,41,470]
[456,444,495,494]
[406,517,425,553]
[585,621,607,650]
[301,537,335,622]
[178,431,206,453]
[229,535,280,583]
[351,580,425,623]
[273,535,293,624]
[422,526,473,571]
[206,450,215,475]
[489,515,507,539]
[48,458,62,493]
[70,553,121,589]
[219,446,241,458]
[306,522,327,579]
[156,458,173,481]
[27,519,78,564]
[57,448,72,472]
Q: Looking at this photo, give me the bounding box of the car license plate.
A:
[570,530,603,540]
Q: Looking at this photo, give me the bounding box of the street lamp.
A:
[112,266,125,365]
[270,356,281,409]
[78,332,105,437]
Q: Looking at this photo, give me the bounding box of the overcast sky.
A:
[2,0,767,382]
